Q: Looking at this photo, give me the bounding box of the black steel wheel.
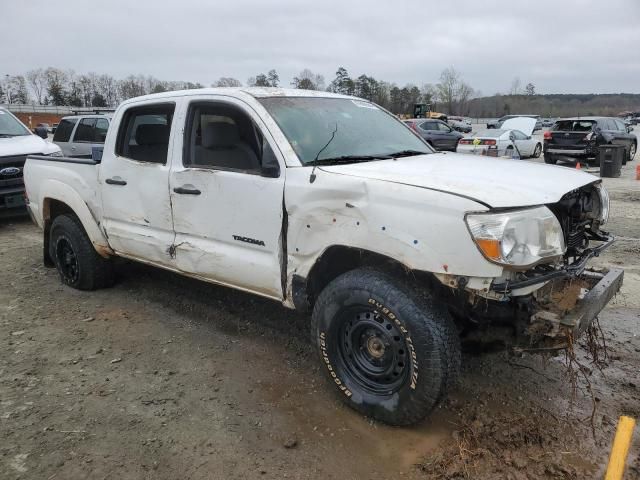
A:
[335,306,410,395]
[49,214,115,290]
[55,236,80,284]
[312,268,460,426]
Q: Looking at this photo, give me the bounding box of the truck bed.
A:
[24,154,102,229]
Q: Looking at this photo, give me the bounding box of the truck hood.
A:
[319,153,599,208]
[0,135,59,157]
[501,117,537,136]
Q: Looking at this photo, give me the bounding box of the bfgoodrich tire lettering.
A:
[50,214,115,290]
[312,269,460,426]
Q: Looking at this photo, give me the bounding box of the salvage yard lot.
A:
[1,156,639,479]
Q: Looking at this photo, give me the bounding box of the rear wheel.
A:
[532,143,542,158]
[312,269,460,426]
[50,214,115,290]
[629,143,636,162]
[544,153,557,164]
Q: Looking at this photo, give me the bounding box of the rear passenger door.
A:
[99,102,177,267]
[169,96,286,300]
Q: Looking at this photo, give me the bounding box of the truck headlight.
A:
[465,206,566,268]
[46,150,63,157]
[594,183,609,225]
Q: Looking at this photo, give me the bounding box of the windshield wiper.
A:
[307,154,393,166]
[385,149,430,158]
[0,134,20,138]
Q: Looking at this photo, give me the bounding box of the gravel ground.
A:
[1,155,639,479]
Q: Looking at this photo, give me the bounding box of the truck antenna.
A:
[309,123,338,184]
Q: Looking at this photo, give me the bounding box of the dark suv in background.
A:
[543,117,637,166]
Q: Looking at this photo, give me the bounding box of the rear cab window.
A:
[116,104,175,164]
[53,118,78,142]
[553,120,596,132]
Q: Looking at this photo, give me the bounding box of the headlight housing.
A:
[594,183,609,225]
[46,150,63,157]
[465,206,566,268]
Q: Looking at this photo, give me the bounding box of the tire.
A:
[311,268,460,426]
[544,153,557,164]
[532,143,542,158]
[629,143,636,162]
[49,214,115,290]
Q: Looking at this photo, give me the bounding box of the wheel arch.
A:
[291,244,437,313]
[41,187,112,265]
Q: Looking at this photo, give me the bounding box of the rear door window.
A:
[95,118,109,142]
[419,122,436,131]
[116,104,175,164]
[53,118,78,142]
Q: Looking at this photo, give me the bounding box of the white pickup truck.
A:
[24,88,623,425]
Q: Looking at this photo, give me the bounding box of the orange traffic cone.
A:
[636,164,640,180]
[576,162,581,170]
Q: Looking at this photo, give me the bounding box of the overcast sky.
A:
[3,0,640,95]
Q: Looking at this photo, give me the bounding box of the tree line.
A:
[2,67,637,117]
[0,66,479,116]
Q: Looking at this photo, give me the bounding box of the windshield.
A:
[258,97,431,164]
[0,110,31,137]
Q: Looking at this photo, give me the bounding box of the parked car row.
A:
[456,117,542,158]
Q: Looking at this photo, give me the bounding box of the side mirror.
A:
[260,164,280,178]
[509,132,515,141]
[527,135,532,140]
[34,126,48,139]
[628,126,634,132]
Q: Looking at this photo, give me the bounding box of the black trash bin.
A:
[599,145,625,178]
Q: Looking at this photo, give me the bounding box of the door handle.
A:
[173,186,201,195]
[105,177,127,186]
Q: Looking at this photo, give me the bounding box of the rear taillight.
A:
[459,139,471,145]
[483,139,496,146]
[407,122,417,131]
[543,131,552,140]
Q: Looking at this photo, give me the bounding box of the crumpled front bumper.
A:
[520,267,624,352]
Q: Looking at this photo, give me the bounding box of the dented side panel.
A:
[97,98,178,268]
[284,167,504,298]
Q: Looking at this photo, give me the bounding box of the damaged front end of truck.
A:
[444,181,623,353]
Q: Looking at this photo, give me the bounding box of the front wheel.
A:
[311,269,460,426]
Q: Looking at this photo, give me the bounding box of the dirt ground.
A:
[1,156,639,479]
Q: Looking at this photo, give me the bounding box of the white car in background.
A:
[457,117,542,159]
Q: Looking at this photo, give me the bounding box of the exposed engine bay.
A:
[449,183,622,352]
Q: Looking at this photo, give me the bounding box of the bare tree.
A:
[291,69,325,90]
[435,67,460,114]
[26,69,47,104]
[509,77,522,95]
[213,77,242,87]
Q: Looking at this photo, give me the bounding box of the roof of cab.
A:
[118,87,358,106]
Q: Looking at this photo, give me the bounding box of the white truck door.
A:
[169,97,285,300]
[99,101,177,267]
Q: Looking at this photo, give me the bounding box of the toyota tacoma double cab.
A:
[24,88,622,425]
